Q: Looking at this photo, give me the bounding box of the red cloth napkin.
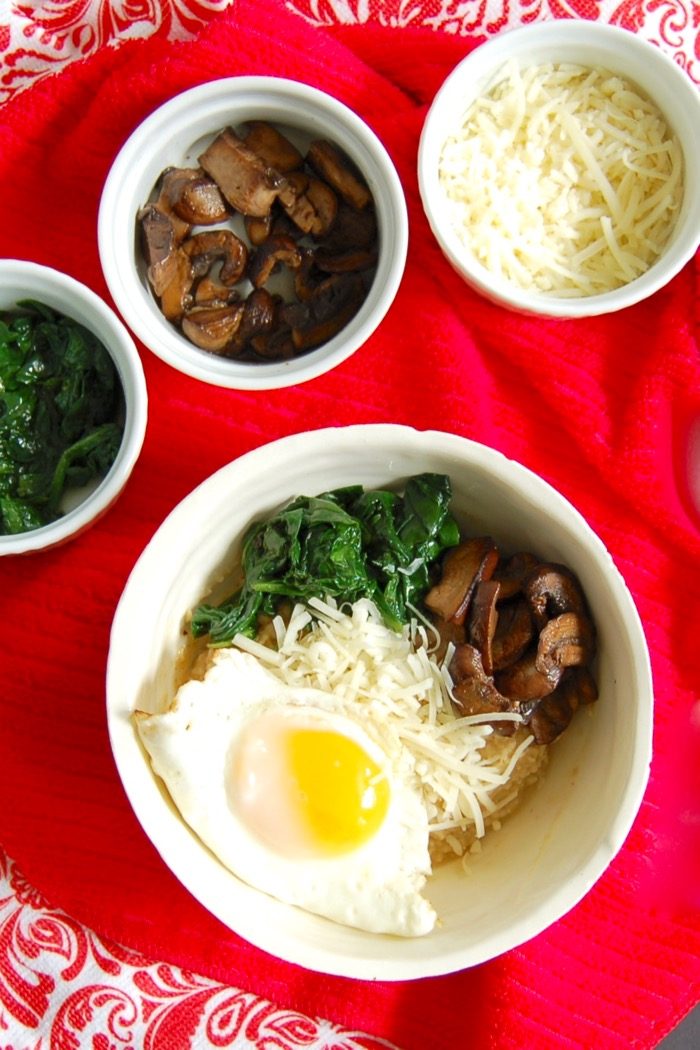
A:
[1,2,700,1047]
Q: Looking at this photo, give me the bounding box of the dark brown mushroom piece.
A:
[294,247,323,302]
[524,563,589,630]
[535,610,595,675]
[182,230,248,286]
[319,202,377,252]
[491,598,534,671]
[270,209,307,241]
[248,234,302,289]
[314,246,378,274]
[520,692,575,745]
[295,241,375,300]
[449,643,518,735]
[250,324,296,361]
[495,648,564,702]
[138,204,177,275]
[521,667,598,744]
[307,140,372,210]
[282,271,365,352]
[168,170,229,226]
[424,537,499,625]
[199,128,289,218]
[150,169,194,243]
[243,121,303,173]
[492,551,539,601]
[227,288,278,357]
[280,171,338,238]
[467,580,501,676]
[181,303,245,353]
[240,287,277,339]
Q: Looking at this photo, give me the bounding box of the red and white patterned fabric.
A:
[0,845,396,1048]
[2,0,699,105]
[292,0,700,84]
[0,0,234,104]
[1,1,699,1048]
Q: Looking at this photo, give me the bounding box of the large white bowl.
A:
[99,77,408,389]
[418,22,700,318]
[0,260,148,556]
[106,424,653,979]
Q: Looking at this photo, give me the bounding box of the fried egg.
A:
[135,647,436,936]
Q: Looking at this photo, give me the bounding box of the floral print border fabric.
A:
[1,0,699,106]
[0,0,233,104]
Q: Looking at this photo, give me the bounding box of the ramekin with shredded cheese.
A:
[232,596,547,863]
[438,61,683,297]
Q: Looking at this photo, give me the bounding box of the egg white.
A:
[135,647,436,936]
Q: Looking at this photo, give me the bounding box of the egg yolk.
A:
[286,727,389,852]
[230,717,390,858]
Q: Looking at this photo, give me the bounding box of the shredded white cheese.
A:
[233,597,542,856]
[439,61,683,296]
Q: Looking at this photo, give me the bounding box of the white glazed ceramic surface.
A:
[106,424,653,979]
[418,22,700,318]
[98,77,408,390]
[0,260,148,556]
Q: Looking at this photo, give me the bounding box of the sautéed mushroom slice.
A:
[428,541,597,743]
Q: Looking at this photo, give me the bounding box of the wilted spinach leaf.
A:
[0,300,124,535]
[191,473,460,645]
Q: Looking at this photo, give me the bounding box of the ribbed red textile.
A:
[1,3,699,1047]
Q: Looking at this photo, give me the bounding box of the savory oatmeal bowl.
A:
[106,425,652,978]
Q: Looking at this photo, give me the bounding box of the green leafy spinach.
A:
[191,472,460,645]
[0,300,124,535]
